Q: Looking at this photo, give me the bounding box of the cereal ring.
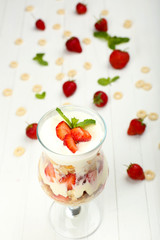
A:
[148,112,159,121]
[135,80,145,88]
[20,73,30,81]
[10,61,18,68]
[16,107,26,116]
[141,66,150,73]
[82,38,91,45]
[14,146,25,157]
[113,92,123,100]
[123,20,132,28]
[83,62,92,70]
[144,170,155,181]
[158,143,160,149]
[67,70,77,77]
[52,24,61,30]
[15,38,23,45]
[56,73,65,80]
[101,10,109,16]
[25,5,34,12]
[2,88,13,96]
[63,31,72,37]
[38,39,47,46]
[63,102,71,105]
[143,83,152,91]
[55,57,64,65]
[136,110,147,119]
[57,9,65,15]
[32,85,42,93]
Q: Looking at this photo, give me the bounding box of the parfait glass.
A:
[37,105,108,239]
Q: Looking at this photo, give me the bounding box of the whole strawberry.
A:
[26,123,38,139]
[76,3,87,14]
[95,18,108,32]
[35,19,45,30]
[127,163,145,180]
[66,37,82,53]
[109,50,130,69]
[63,80,77,97]
[93,91,108,107]
[127,118,146,135]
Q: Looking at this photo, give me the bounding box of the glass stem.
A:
[67,206,81,217]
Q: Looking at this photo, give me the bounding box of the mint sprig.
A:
[56,108,96,129]
[35,91,46,99]
[33,53,48,66]
[93,32,130,50]
[98,76,119,86]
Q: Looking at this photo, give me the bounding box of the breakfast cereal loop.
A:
[143,83,152,91]
[21,73,30,81]
[15,38,23,45]
[141,66,150,73]
[148,112,159,121]
[52,24,61,30]
[63,31,72,37]
[144,170,155,181]
[25,5,34,12]
[55,57,64,65]
[32,85,42,93]
[84,62,92,70]
[2,88,13,96]
[56,73,64,80]
[67,70,77,77]
[82,38,91,45]
[136,110,147,119]
[16,107,26,116]
[101,9,109,16]
[14,146,25,157]
[113,92,123,100]
[135,80,145,88]
[158,143,160,149]
[10,61,18,68]
[38,39,47,46]
[63,102,71,105]
[123,20,132,28]
[57,9,65,15]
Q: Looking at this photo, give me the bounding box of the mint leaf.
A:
[33,53,48,66]
[56,108,72,128]
[98,76,119,86]
[35,91,46,99]
[71,117,79,128]
[76,119,96,128]
[93,31,109,41]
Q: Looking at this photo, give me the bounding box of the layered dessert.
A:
[38,106,108,206]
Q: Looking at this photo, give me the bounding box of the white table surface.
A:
[0,0,160,239]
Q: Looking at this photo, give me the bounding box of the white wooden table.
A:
[0,0,160,239]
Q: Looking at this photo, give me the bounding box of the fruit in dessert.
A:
[86,170,97,183]
[63,80,77,97]
[59,173,76,190]
[109,50,130,69]
[65,37,82,53]
[127,118,146,135]
[26,123,38,139]
[93,91,108,107]
[95,18,108,32]
[56,121,71,140]
[45,163,55,182]
[71,127,91,142]
[76,3,87,14]
[127,163,145,180]
[63,134,78,153]
[35,19,45,30]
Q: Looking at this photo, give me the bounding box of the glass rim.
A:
[37,105,107,158]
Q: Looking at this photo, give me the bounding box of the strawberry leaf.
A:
[98,76,119,86]
[33,53,48,66]
[35,91,46,99]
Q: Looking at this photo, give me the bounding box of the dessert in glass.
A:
[37,105,108,238]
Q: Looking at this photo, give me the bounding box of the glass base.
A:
[49,201,101,239]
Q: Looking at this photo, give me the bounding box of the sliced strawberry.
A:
[63,134,78,153]
[71,127,91,142]
[59,173,76,190]
[81,128,92,142]
[44,163,55,182]
[86,170,97,184]
[56,121,71,140]
[53,193,69,202]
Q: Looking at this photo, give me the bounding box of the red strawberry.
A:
[63,134,78,153]
[127,118,146,135]
[56,121,71,140]
[127,163,145,180]
[59,173,76,190]
[63,80,77,97]
[95,18,108,32]
[53,193,69,202]
[26,123,38,139]
[76,3,87,14]
[66,37,82,53]
[71,127,91,142]
[93,91,108,107]
[45,163,55,182]
[86,170,97,183]
[35,19,45,30]
[109,50,130,69]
